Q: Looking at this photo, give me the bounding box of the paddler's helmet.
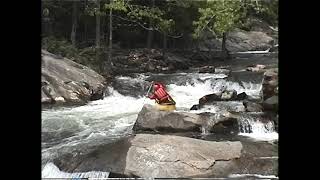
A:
[153,82,164,90]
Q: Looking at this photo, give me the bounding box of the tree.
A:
[146,0,155,49]
[193,0,243,54]
[105,0,182,50]
[96,0,101,48]
[71,1,79,47]
[108,0,113,68]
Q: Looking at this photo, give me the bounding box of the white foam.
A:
[42,87,152,150]
[239,132,278,141]
[229,174,278,179]
[42,162,110,179]
[167,81,214,109]
[233,50,271,54]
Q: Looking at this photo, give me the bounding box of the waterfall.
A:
[42,163,110,179]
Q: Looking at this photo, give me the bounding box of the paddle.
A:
[141,81,154,108]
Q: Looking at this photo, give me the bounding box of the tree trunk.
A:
[146,0,155,49]
[84,0,88,43]
[222,32,227,52]
[70,1,78,47]
[163,33,167,50]
[96,0,100,48]
[84,16,88,42]
[221,32,230,59]
[108,0,113,67]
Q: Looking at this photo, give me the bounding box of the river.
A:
[42,53,278,179]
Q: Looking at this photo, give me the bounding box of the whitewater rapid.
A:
[42,72,277,178]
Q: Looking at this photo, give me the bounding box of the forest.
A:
[42,0,278,74]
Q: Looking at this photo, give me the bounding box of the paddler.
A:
[147,82,176,105]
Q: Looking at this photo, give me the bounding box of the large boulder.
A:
[125,134,242,178]
[262,95,278,112]
[243,101,263,112]
[41,50,107,106]
[133,105,202,132]
[226,29,274,52]
[133,105,238,133]
[54,134,243,178]
[163,52,190,71]
[263,68,278,100]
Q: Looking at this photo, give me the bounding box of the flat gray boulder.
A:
[125,134,242,178]
[133,105,239,133]
[53,134,243,178]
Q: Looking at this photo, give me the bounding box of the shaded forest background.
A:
[41,0,278,73]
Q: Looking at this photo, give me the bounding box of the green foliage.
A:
[105,0,128,12]
[193,0,243,39]
[255,0,278,26]
[240,0,278,26]
[192,0,278,39]
[42,36,78,59]
[85,0,106,17]
[42,37,103,73]
[102,0,176,34]
[41,0,277,57]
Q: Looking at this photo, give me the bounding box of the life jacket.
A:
[154,87,169,101]
[152,83,167,100]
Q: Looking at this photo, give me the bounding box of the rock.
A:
[146,63,156,71]
[212,101,246,113]
[55,134,243,178]
[195,29,222,51]
[133,105,238,133]
[263,69,278,100]
[221,90,237,100]
[41,89,52,104]
[243,101,263,112]
[162,67,169,71]
[164,52,190,71]
[269,45,278,52]
[274,86,278,95]
[199,93,221,106]
[226,29,274,52]
[264,96,278,105]
[199,66,215,73]
[246,64,266,72]
[133,105,202,132]
[90,86,106,101]
[236,92,248,100]
[274,115,278,132]
[246,17,278,36]
[262,96,278,112]
[214,68,231,75]
[125,134,242,178]
[199,90,242,108]
[200,112,239,134]
[190,104,200,110]
[54,96,66,104]
[41,50,107,106]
